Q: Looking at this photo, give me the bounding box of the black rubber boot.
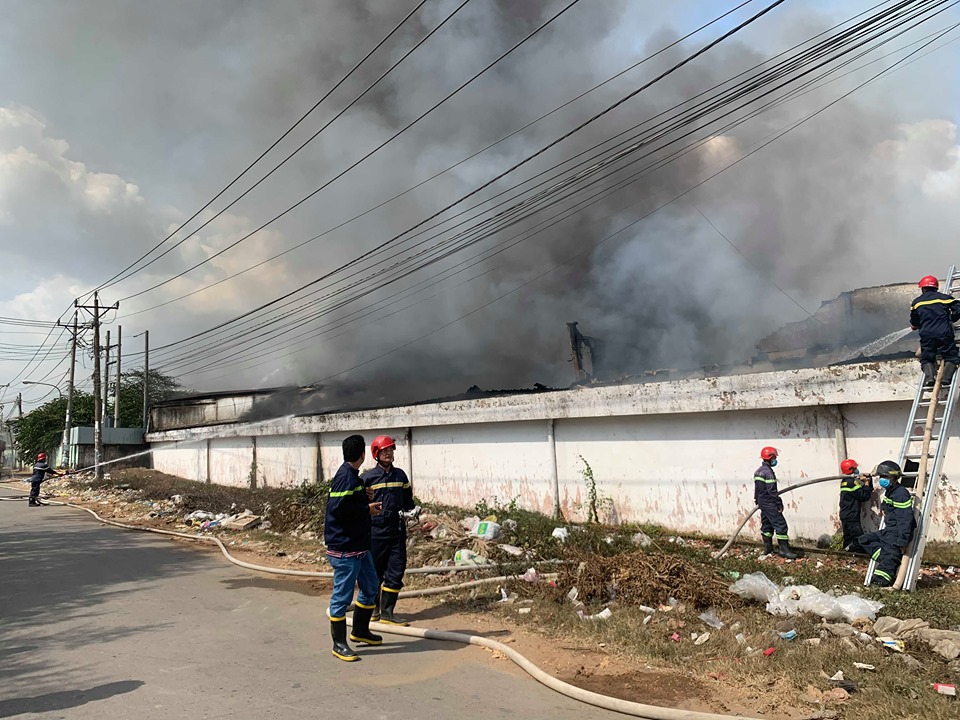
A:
[371,591,381,622]
[922,362,936,388]
[379,590,409,626]
[942,362,958,386]
[349,605,383,646]
[778,539,801,560]
[28,500,40,507]
[762,536,774,555]
[330,620,359,662]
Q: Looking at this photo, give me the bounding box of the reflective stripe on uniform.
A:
[872,548,882,560]
[775,534,790,541]
[839,484,863,492]
[330,485,364,498]
[754,476,777,484]
[883,497,913,509]
[873,569,893,581]
[911,298,955,310]
[368,481,411,490]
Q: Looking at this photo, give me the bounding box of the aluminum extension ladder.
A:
[864,264,960,591]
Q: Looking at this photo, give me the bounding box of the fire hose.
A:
[713,475,847,558]
[0,484,760,720]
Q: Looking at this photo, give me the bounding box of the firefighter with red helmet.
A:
[838,459,872,553]
[361,435,417,625]
[754,447,802,559]
[910,274,960,387]
[28,452,60,506]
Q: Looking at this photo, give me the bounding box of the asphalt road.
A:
[0,486,622,720]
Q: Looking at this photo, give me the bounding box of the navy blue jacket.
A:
[361,464,414,538]
[323,462,371,553]
[839,477,872,522]
[880,484,916,548]
[753,462,781,510]
[30,461,57,484]
[910,290,960,339]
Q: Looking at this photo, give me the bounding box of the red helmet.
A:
[840,458,859,475]
[371,435,396,462]
[760,446,779,461]
[37,453,47,461]
[919,275,939,289]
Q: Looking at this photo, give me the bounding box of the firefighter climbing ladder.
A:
[865,264,960,591]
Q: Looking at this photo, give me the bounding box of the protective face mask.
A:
[851,468,860,477]
[770,459,778,467]
[879,477,891,489]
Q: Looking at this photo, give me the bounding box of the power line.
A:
[116,0,759,320]
[150,0,936,372]
[299,21,959,388]
[165,8,960,382]
[143,0,795,359]
[115,0,589,302]
[87,0,436,296]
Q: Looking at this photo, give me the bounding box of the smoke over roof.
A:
[2,2,959,411]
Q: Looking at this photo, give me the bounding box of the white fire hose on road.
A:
[0,483,759,720]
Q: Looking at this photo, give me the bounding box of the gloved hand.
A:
[403,506,422,522]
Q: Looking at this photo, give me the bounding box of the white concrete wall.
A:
[146,360,960,542]
[152,441,206,482]
[256,434,317,488]
[412,421,556,516]
[209,437,254,488]
[554,407,842,538]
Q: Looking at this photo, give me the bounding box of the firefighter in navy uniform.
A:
[910,274,960,388]
[838,459,872,553]
[859,460,916,588]
[361,435,418,626]
[28,452,60,506]
[324,434,384,662]
[754,446,803,559]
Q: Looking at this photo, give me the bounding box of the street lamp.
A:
[22,381,64,400]
[22,382,68,466]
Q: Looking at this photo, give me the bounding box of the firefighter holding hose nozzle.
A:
[838,459,872,554]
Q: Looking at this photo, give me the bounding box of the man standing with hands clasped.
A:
[324,434,384,662]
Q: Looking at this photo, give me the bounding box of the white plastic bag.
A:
[729,572,780,603]
[835,594,884,623]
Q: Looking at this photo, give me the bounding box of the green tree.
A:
[11,392,95,463]
[107,369,186,429]
[11,370,185,463]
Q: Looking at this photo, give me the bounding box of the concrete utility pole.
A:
[60,307,80,467]
[103,329,111,426]
[16,393,22,470]
[114,325,122,427]
[142,330,149,429]
[77,292,119,481]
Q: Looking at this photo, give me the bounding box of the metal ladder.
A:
[864,264,960,591]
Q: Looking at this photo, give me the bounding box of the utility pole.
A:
[114,325,122,427]
[60,306,80,467]
[16,393,22,470]
[142,330,149,429]
[103,329,111,426]
[77,292,118,481]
